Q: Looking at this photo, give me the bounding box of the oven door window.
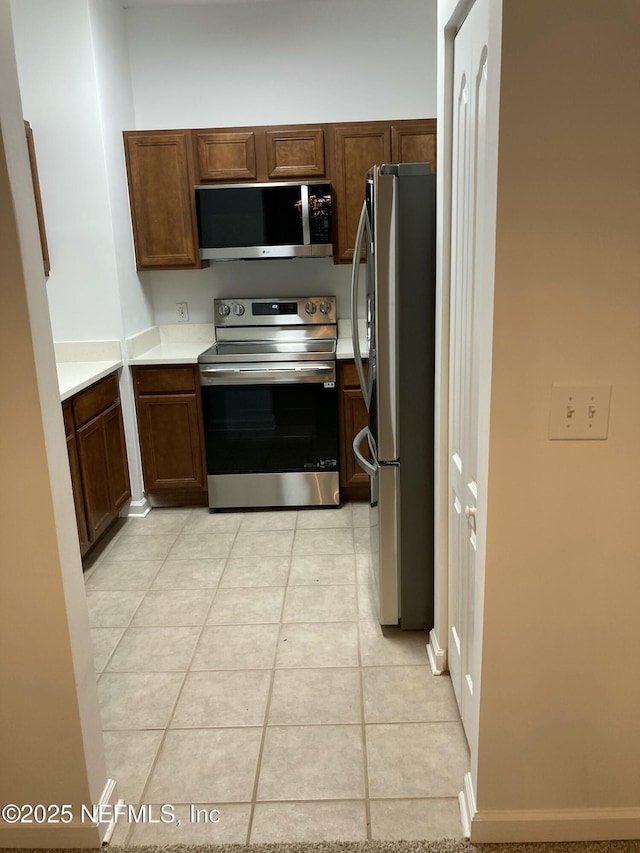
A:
[201,383,339,475]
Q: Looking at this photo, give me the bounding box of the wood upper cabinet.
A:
[123,130,202,271]
[65,373,131,556]
[265,126,326,179]
[133,365,207,503]
[194,124,327,183]
[195,130,258,182]
[122,118,435,270]
[391,119,437,171]
[332,119,437,263]
[333,123,391,263]
[338,360,370,501]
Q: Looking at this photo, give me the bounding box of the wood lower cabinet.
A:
[123,130,202,271]
[64,373,131,557]
[65,420,90,554]
[133,365,207,506]
[338,360,370,502]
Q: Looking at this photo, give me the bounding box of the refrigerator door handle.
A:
[352,426,378,477]
[350,200,372,410]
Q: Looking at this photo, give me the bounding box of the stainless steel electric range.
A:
[198,296,340,510]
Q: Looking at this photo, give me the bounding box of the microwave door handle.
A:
[350,201,371,409]
[300,184,310,245]
[352,426,378,477]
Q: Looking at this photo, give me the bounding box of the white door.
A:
[447,0,501,751]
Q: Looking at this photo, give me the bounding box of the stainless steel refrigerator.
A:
[350,163,436,630]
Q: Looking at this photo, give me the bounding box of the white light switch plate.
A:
[548,384,612,440]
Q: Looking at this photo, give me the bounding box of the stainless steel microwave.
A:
[195,181,333,261]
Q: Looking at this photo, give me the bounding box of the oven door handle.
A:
[199,363,336,385]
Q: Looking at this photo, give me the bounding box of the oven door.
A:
[199,362,340,508]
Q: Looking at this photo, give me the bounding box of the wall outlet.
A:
[176,302,189,322]
[548,384,612,440]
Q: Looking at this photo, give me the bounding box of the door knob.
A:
[465,505,476,530]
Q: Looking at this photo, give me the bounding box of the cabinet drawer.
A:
[134,365,197,394]
[72,373,119,428]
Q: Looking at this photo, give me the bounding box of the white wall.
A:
[11,0,124,342]
[124,0,437,323]
[11,0,154,344]
[89,0,154,339]
[0,3,111,843]
[88,0,154,501]
[148,259,352,325]
[125,0,437,130]
[11,0,155,502]
[470,0,640,840]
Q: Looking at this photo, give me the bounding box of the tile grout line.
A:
[95,504,461,842]
[355,518,374,842]
[93,512,193,678]
[99,510,193,846]
[116,508,234,845]
[244,516,297,845]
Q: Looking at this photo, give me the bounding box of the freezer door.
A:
[370,463,399,626]
[352,426,398,626]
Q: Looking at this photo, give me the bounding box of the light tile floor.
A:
[84,502,469,845]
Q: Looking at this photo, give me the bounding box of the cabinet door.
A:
[195,130,258,182]
[67,432,90,554]
[103,402,131,511]
[265,127,325,179]
[332,124,391,263]
[391,119,437,171]
[76,416,113,543]
[124,131,200,270]
[136,393,205,490]
[338,361,370,499]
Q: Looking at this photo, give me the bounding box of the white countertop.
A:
[57,359,123,402]
[128,341,214,365]
[127,324,215,365]
[337,319,368,360]
[55,323,368,400]
[54,341,123,401]
[127,321,367,365]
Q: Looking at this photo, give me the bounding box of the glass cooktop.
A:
[198,339,336,364]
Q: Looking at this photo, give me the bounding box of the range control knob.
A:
[305,301,318,315]
[319,301,332,315]
[218,303,230,317]
[232,304,245,316]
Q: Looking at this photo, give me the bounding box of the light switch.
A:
[548,384,612,440]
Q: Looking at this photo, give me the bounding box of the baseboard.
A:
[470,803,640,843]
[0,778,117,848]
[124,495,151,518]
[427,627,447,674]
[458,771,476,839]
